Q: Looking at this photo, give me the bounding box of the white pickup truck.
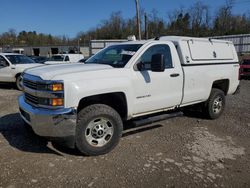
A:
[18,36,240,156]
[0,53,43,90]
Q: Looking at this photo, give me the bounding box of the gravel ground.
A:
[0,80,249,188]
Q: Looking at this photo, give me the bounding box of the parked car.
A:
[240,59,250,79]
[45,54,84,65]
[19,36,240,156]
[29,56,48,64]
[0,53,43,90]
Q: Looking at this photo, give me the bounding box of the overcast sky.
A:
[0,0,249,38]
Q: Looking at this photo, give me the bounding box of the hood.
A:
[25,63,113,80]
[15,63,44,70]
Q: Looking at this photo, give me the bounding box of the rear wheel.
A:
[76,104,123,156]
[203,88,225,119]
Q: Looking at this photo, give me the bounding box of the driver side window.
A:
[0,56,9,68]
[140,44,173,70]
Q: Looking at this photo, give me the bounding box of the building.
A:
[210,34,250,54]
[2,34,249,58]
[89,34,250,56]
[90,39,127,56]
[1,45,90,57]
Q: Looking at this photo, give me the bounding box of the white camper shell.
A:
[159,36,238,65]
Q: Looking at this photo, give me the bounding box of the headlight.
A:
[36,97,64,107]
[51,83,64,91]
[37,82,64,92]
[51,98,64,106]
[38,82,64,107]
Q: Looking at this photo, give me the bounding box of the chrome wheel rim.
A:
[85,117,114,147]
[213,96,223,114]
[17,76,23,90]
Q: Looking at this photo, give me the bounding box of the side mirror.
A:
[151,54,165,72]
[79,58,87,63]
[137,62,145,71]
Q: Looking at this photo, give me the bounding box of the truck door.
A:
[131,43,183,115]
[0,55,13,82]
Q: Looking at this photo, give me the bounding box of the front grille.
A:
[23,79,37,90]
[22,74,64,108]
[25,93,39,105]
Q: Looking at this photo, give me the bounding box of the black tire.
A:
[203,88,225,119]
[76,104,123,156]
[16,75,23,90]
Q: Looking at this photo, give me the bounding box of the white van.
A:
[12,48,24,54]
[45,54,84,65]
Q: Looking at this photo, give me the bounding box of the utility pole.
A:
[144,13,148,40]
[135,0,141,40]
[78,38,81,53]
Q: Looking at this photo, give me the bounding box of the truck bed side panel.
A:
[181,64,239,105]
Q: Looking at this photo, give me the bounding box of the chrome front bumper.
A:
[18,95,77,138]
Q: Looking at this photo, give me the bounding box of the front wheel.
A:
[203,88,225,119]
[16,75,23,90]
[76,104,123,156]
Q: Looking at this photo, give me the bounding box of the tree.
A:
[1,0,250,45]
[167,9,191,36]
[213,0,234,35]
[189,1,210,36]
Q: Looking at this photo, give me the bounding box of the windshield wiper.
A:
[85,61,123,68]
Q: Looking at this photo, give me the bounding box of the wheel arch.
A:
[15,72,22,79]
[211,79,229,95]
[77,92,128,120]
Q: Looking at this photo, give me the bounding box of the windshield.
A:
[242,60,250,65]
[85,44,142,68]
[50,55,64,61]
[6,55,36,64]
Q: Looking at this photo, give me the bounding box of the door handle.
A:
[11,67,15,69]
[170,73,180,77]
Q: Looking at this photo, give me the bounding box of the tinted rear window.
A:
[50,55,64,61]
